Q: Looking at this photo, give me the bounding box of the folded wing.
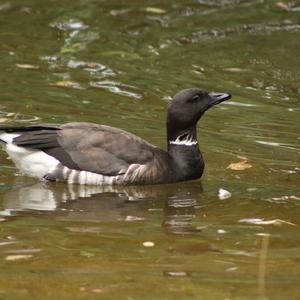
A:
[6,123,156,176]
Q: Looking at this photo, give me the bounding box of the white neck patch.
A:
[169,134,198,146]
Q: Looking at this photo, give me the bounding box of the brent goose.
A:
[0,88,231,185]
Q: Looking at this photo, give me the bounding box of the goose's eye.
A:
[188,95,200,103]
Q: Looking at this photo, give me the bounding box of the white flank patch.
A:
[5,143,59,179]
[169,134,197,146]
[0,133,20,144]
[0,132,59,179]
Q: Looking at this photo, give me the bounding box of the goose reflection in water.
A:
[0,180,203,235]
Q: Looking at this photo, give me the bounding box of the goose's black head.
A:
[168,88,231,127]
[167,88,231,140]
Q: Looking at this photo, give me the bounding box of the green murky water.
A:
[0,0,299,299]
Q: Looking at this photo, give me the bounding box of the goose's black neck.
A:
[167,125,197,150]
[166,121,204,182]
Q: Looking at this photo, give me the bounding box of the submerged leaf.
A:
[227,160,252,171]
[223,67,245,72]
[16,63,39,70]
[80,287,103,293]
[144,7,166,14]
[125,215,145,221]
[50,80,83,89]
[143,241,155,247]
[80,251,95,258]
[275,2,289,10]
[5,254,33,261]
[0,117,10,123]
[163,271,189,277]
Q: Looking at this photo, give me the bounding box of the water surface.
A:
[0,0,299,299]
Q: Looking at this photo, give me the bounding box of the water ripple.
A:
[178,21,300,44]
[90,81,142,100]
[49,19,89,31]
[256,140,300,151]
[0,111,41,124]
[167,197,197,208]
[197,0,264,7]
[67,60,116,77]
